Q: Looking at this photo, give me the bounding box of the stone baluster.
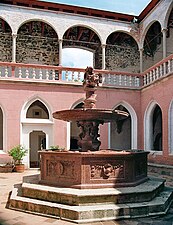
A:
[25,69,29,78]
[135,76,139,87]
[32,68,36,79]
[143,75,146,85]
[156,67,159,79]
[163,62,167,75]
[168,60,171,73]
[18,67,22,78]
[65,70,68,81]
[52,70,55,80]
[77,71,81,82]
[119,74,122,86]
[39,69,43,79]
[149,71,153,82]
[159,64,163,77]
[129,75,132,86]
[72,71,75,81]
[108,74,111,84]
[124,75,127,86]
[5,67,8,78]
[153,69,156,80]
[46,69,49,80]
[113,74,116,85]
[147,73,150,84]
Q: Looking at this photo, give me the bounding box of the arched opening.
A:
[143,22,162,70]
[144,102,162,151]
[21,98,53,168]
[0,108,3,149]
[70,102,84,150]
[17,21,58,65]
[29,130,46,168]
[166,7,173,55]
[110,105,131,149]
[152,105,162,151]
[0,18,12,62]
[106,32,139,72]
[26,100,49,119]
[63,26,101,69]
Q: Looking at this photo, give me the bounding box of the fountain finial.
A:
[83,67,102,109]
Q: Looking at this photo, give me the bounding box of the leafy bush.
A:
[8,145,27,165]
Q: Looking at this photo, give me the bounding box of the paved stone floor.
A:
[1,170,173,225]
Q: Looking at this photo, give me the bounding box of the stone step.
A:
[21,177,165,205]
[8,184,173,223]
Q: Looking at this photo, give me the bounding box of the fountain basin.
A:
[53,108,128,122]
[39,150,149,189]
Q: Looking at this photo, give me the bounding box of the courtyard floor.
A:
[1,169,173,225]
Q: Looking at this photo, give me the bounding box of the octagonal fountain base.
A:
[39,150,148,189]
[8,150,173,223]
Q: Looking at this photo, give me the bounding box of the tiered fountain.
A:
[8,67,173,223]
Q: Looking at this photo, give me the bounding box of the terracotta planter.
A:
[14,164,25,173]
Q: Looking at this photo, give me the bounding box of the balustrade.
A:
[0,54,173,88]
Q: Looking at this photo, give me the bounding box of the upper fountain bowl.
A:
[53,108,128,122]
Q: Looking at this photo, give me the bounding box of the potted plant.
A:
[8,145,27,172]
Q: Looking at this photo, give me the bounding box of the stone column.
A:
[162,28,167,59]
[102,44,106,70]
[12,34,17,63]
[58,39,63,66]
[139,48,143,73]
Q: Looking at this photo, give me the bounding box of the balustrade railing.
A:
[143,54,173,86]
[0,54,173,88]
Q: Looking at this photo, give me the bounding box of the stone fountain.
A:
[8,67,173,223]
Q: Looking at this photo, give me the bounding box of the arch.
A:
[66,99,85,150]
[16,18,59,38]
[20,96,53,168]
[16,20,59,65]
[0,104,6,151]
[62,24,102,44]
[106,31,139,72]
[164,1,173,29]
[141,20,162,49]
[110,101,137,149]
[168,99,173,154]
[63,25,102,69]
[21,96,53,121]
[0,17,12,33]
[144,101,162,151]
[106,30,139,49]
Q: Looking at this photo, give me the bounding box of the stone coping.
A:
[22,175,165,196]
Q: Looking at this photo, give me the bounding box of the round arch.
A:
[106,30,140,49]
[140,20,162,48]
[163,1,173,29]
[16,18,59,39]
[109,101,137,149]
[62,24,102,44]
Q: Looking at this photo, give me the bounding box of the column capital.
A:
[161,28,168,33]
[101,44,106,48]
[58,39,63,44]
[12,33,17,38]
[139,48,144,52]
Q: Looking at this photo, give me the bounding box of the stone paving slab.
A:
[1,170,173,225]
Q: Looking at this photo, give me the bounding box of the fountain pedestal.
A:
[39,150,148,189]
